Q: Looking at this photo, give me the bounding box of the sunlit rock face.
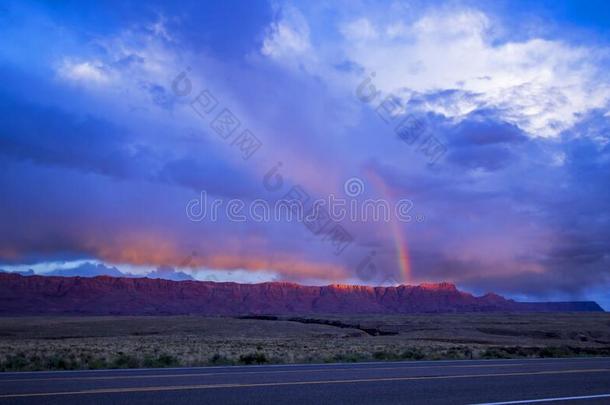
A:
[0,273,603,316]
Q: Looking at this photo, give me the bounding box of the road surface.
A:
[0,357,609,404]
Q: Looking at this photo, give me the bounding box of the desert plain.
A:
[1,313,609,372]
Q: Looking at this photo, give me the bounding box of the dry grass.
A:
[1,313,609,371]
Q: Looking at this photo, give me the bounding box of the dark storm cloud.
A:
[448,111,529,146]
[434,109,529,171]
[158,157,260,199]
[447,144,515,171]
[0,93,138,178]
[359,105,610,300]
[0,64,262,200]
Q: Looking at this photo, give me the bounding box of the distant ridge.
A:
[0,273,603,315]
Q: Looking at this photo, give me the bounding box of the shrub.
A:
[482,347,513,359]
[143,354,180,368]
[46,355,71,370]
[399,348,425,360]
[208,353,233,365]
[330,353,366,363]
[111,353,140,368]
[239,352,268,365]
[1,353,29,371]
[372,351,401,361]
[86,357,108,369]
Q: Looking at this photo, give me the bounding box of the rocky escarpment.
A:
[0,274,603,315]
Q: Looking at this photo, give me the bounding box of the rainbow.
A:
[390,218,411,284]
[363,170,412,284]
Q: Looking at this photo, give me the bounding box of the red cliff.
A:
[0,273,603,315]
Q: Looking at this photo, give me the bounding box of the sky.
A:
[0,0,609,308]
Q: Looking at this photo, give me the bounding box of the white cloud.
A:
[262,7,610,138]
[53,25,192,121]
[385,22,409,39]
[56,17,189,95]
[340,18,378,41]
[354,11,610,137]
[147,15,173,42]
[58,60,111,84]
[261,5,312,60]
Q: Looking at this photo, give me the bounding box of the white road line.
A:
[0,356,607,376]
[472,393,610,404]
[1,368,608,399]
[0,362,552,383]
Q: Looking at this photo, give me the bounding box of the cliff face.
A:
[0,273,603,315]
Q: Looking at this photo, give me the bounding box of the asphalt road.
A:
[0,357,609,404]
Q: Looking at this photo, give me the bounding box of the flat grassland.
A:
[1,313,609,371]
